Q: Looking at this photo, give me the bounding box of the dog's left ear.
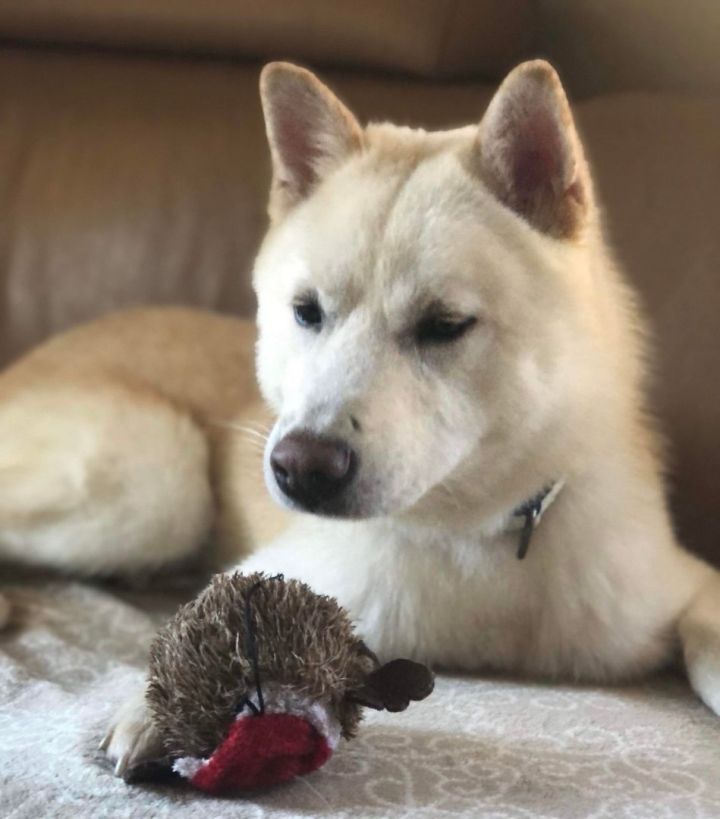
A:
[476,60,592,240]
[260,62,363,221]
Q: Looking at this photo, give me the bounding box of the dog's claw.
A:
[102,686,165,782]
[114,752,130,779]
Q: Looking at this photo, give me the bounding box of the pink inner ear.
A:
[481,63,588,238]
[511,105,566,204]
[484,83,587,237]
[274,104,320,196]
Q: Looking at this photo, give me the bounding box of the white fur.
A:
[246,61,720,693]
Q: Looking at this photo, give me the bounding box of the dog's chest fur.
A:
[239,488,690,683]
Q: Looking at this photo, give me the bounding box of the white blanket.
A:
[2,573,719,819]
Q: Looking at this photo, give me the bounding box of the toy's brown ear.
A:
[350,659,434,713]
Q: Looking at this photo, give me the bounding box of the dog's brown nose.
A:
[270,432,355,510]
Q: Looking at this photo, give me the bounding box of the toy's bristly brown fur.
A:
[146,572,375,758]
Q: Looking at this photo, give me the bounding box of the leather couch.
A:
[0,0,718,565]
[2,6,720,818]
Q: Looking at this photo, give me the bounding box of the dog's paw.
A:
[100,687,167,781]
[679,576,720,717]
[688,661,720,716]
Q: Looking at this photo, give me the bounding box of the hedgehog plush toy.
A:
[142,572,434,794]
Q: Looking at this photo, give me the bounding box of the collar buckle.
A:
[516,501,542,560]
[510,482,564,560]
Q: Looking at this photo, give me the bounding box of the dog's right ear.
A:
[260,62,363,221]
[475,60,592,240]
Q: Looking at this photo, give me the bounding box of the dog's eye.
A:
[416,315,477,344]
[293,298,323,330]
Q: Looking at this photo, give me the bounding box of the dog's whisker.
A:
[240,431,269,444]
[208,419,271,443]
[244,420,273,432]
[438,480,464,511]
[239,440,267,454]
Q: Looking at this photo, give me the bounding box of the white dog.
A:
[0,61,718,777]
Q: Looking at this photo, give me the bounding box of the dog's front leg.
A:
[679,571,720,715]
[101,685,166,779]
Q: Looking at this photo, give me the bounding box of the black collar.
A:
[509,482,564,560]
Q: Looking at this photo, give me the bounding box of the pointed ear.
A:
[476,60,592,239]
[260,62,363,220]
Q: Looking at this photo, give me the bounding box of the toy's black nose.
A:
[270,432,355,510]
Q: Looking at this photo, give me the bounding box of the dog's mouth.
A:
[264,462,376,519]
[270,464,363,518]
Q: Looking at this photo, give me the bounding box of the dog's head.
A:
[254,61,614,523]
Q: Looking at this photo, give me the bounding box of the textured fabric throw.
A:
[1,573,720,818]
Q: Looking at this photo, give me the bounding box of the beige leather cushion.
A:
[0,48,268,362]
[0,47,495,364]
[0,1,533,79]
[538,0,720,97]
[0,46,718,561]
